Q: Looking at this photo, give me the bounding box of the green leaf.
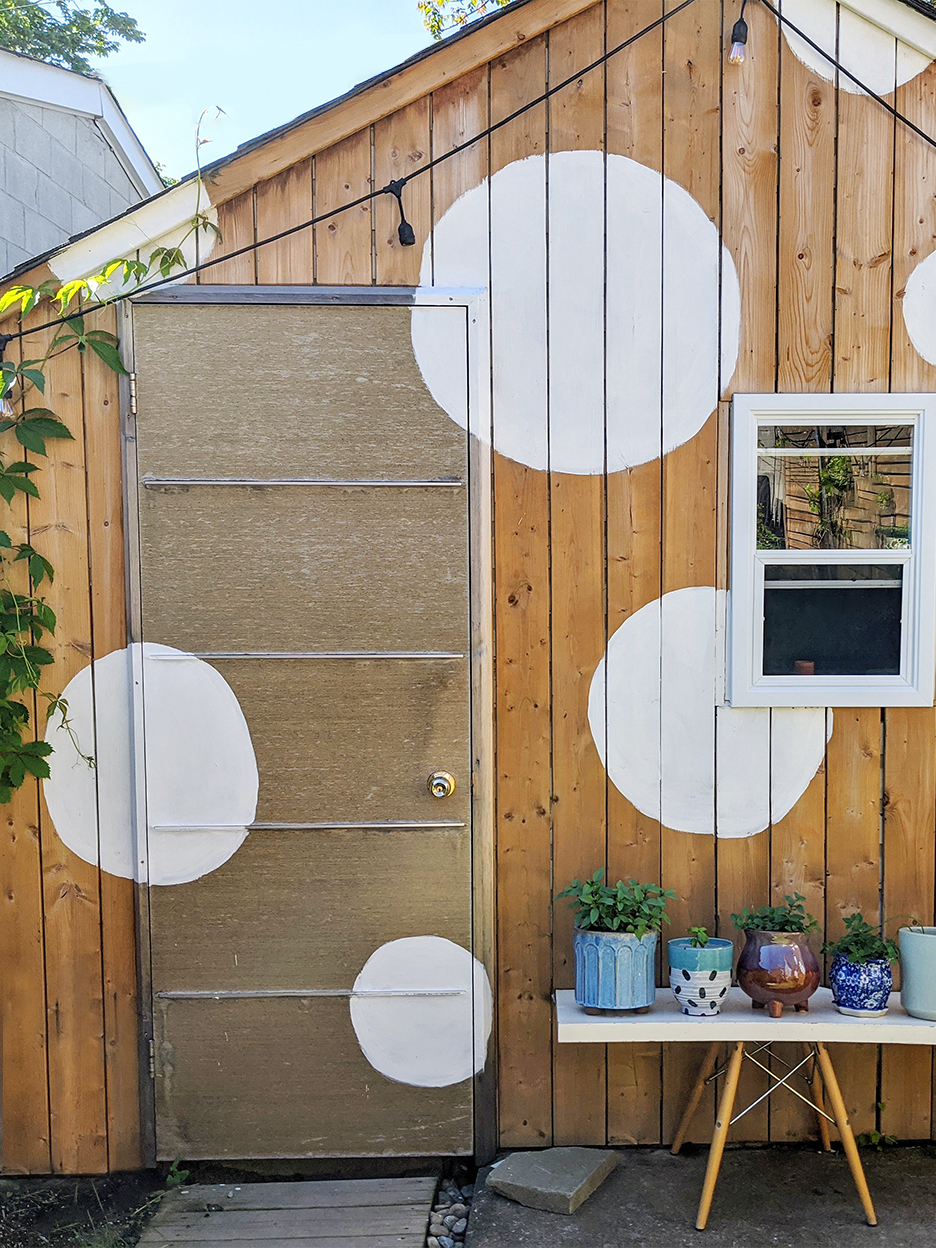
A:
[15,424,49,455]
[20,753,50,780]
[18,368,45,394]
[87,338,128,375]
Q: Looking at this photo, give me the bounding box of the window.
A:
[728,394,936,707]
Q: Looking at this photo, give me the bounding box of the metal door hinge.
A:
[129,373,137,416]
[148,1036,155,1079]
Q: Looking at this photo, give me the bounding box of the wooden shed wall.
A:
[3,0,936,1171]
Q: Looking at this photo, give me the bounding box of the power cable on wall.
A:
[7,0,936,343]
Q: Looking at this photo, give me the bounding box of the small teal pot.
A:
[899,926,936,1021]
[573,927,657,1011]
[829,954,892,1017]
[668,938,734,1016]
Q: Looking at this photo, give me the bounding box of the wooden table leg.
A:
[814,1042,877,1226]
[671,1041,721,1156]
[802,1042,832,1152]
[695,1040,744,1231]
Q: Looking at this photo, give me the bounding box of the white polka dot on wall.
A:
[43,643,258,885]
[350,936,493,1087]
[902,249,936,366]
[778,0,934,97]
[411,149,740,475]
[587,587,831,838]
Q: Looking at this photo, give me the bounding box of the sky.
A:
[90,1,438,180]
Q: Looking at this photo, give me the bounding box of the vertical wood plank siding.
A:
[7,0,936,1169]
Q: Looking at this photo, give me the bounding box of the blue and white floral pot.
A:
[668,938,734,1015]
[829,954,892,1017]
[573,927,657,1011]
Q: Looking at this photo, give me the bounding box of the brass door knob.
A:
[427,770,456,799]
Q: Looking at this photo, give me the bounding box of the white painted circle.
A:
[412,150,740,474]
[43,643,258,885]
[587,587,830,838]
[350,936,493,1087]
[779,0,932,96]
[902,249,936,364]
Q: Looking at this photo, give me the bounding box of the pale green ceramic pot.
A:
[899,926,936,1021]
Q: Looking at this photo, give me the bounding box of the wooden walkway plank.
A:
[140,1180,436,1246]
[162,1178,438,1212]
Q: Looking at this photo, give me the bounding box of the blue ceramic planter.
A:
[668,937,734,1016]
[573,927,657,1011]
[829,954,892,1017]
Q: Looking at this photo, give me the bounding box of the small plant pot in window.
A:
[668,930,733,1015]
[555,870,676,1013]
[822,912,899,1017]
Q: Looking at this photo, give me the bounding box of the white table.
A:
[555,987,936,1229]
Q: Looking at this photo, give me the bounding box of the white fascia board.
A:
[47,179,208,283]
[0,50,162,198]
[839,0,936,58]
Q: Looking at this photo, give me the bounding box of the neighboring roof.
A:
[0,46,163,199]
[3,0,936,290]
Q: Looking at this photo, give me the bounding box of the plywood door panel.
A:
[134,304,467,482]
[150,827,469,992]
[135,302,474,1159]
[154,998,472,1159]
[138,487,469,653]
[215,659,470,826]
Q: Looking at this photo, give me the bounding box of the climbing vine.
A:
[0,227,214,803]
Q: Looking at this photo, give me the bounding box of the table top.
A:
[555,988,936,1045]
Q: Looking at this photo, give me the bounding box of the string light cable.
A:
[6,0,936,343]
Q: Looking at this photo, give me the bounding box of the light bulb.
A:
[728,16,748,65]
[0,391,13,420]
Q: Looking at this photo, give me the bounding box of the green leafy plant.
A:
[804,454,854,548]
[0,0,144,74]
[857,1108,897,1150]
[731,892,819,934]
[165,1159,190,1189]
[688,925,710,948]
[556,869,676,938]
[419,0,513,39]
[822,912,899,964]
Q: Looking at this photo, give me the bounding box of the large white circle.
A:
[779,0,932,96]
[412,150,740,474]
[350,936,493,1087]
[43,643,258,885]
[902,248,936,364]
[587,587,830,838]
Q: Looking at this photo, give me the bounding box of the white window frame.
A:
[729,393,936,708]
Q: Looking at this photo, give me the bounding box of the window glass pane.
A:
[757,425,912,449]
[755,453,912,550]
[763,564,903,677]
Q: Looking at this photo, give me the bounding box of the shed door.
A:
[131,298,476,1159]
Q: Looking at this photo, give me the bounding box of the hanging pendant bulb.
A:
[729,16,748,65]
[0,334,13,421]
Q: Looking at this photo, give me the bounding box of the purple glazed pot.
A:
[737,930,821,1016]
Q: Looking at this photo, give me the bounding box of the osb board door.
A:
[131,301,477,1159]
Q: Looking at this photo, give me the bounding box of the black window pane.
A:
[763,564,903,676]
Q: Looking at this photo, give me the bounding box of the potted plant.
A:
[668,926,734,1016]
[732,893,820,1017]
[899,923,936,1021]
[822,913,898,1017]
[556,871,675,1013]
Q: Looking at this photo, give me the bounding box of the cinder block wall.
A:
[0,96,144,277]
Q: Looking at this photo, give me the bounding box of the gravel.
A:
[426,1176,475,1248]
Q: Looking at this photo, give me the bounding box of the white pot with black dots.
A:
[668,937,734,1016]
